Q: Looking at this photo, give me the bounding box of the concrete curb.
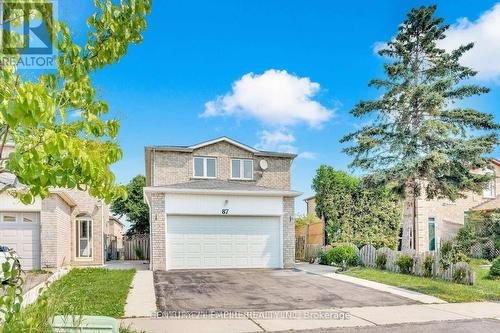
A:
[295,263,446,304]
[22,267,71,308]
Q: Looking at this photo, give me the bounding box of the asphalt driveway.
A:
[154,269,415,312]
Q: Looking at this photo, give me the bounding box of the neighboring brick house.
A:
[0,144,110,270]
[105,216,124,260]
[402,159,500,252]
[143,136,301,270]
[304,196,317,217]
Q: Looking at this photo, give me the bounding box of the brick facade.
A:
[282,197,295,268]
[151,193,166,270]
[146,138,298,270]
[152,141,292,190]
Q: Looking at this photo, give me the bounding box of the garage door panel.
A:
[0,215,40,270]
[166,216,281,269]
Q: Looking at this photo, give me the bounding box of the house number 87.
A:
[221,209,229,215]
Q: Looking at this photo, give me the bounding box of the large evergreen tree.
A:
[341,6,499,250]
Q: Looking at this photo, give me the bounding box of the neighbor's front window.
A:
[231,159,253,180]
[193,157,217,178]
[77,217,93,258]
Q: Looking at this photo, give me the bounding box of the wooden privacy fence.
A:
[124,234,150,260]
[295,221,325,262]
[295,221,324,245]
[357,244,475,285]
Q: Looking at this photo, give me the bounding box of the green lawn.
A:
[42,268,136,317]
[343,259,500,303]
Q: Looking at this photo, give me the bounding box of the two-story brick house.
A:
[402,159,500,252]
[143,137,301,270]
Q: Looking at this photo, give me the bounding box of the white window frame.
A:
[76,217,93,259]
[192,157,217,179]
[230,159,254,180]
[483,175,496,199]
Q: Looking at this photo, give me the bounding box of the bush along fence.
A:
[355,244,475,285]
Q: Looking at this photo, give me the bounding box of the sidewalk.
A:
[295,262,446,304]
[121,302,500,333]
[124,270,157,318]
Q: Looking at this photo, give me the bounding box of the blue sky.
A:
[59,0,500,214]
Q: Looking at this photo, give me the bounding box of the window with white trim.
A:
[483,177,495,198]
[193,157,217,178]
[76,216,93,258]
[231,159,253,180]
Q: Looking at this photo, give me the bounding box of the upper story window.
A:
[483,173,496,198]
[231,159,253,180]
[193,157,217,178]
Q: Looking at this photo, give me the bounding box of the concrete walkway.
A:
[124,270,157,318]
[104,260,150,271]
[120,302,500,333]
[295,262,446,304]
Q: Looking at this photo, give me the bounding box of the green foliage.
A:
[341,5,499,204]
[295,214,322,227]
[0,0,152,204]
[112,175,150,235]
[134,246,146,260]
[490,258,500,278]
[440,239,470,271]
[312,165,401,248]
[324,246,358,269]
[396,254,414,274]
[457,210,500,260]
[423,255,434,278]
[452,266,468,284]
[376,253,387,270]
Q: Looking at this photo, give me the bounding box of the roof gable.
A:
[189,136,258,153]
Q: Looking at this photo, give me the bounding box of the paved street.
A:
[260,319,500,333]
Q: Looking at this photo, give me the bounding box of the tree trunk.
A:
[402,185,417,251]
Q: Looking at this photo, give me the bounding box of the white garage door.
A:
[167,215,281,269]
[0,212,41,270]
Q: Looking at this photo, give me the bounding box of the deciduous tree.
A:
[0,0,152,204]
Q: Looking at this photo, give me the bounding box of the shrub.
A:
[324,246,358,269]
[423,255,433,277]
[396,254,414,274]
[490,258,500,278]
[452,266,468,284]
[295,214,322,227]
[134,246,145,260]
[376,253,387,270]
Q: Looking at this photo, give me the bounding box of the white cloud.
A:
[439,4,500,80]
[202,69,334,128]
[297,151,318,160]
[373,4,500,81]
[255,129,297,153]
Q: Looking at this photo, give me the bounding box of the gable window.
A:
[231,159,253,180]
[76,215,93,258]
[193,157,217,178]
[483,177,495,198]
